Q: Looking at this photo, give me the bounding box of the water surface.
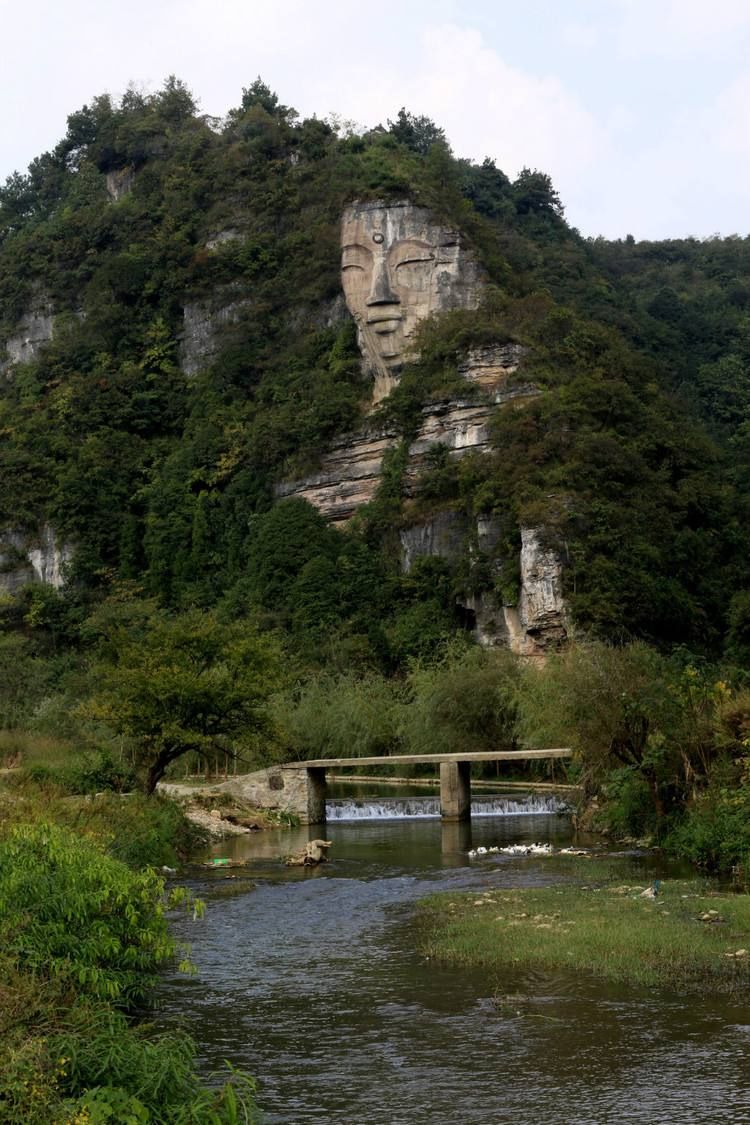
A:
[158,795,750,1124]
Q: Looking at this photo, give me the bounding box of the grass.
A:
[417,864,750,993]
[0,729,79,770]
[0,774,208,867]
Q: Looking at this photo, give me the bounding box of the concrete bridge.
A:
[283,749,572,823]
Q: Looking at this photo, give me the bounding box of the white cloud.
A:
[570,68,750,239]
[308,23,606,203]
[1,1,749,239]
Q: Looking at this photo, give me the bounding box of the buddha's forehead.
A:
[342,200,447,249]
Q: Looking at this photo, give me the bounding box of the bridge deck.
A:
[286,749,572,770]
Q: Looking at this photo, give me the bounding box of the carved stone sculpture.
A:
[341,200,483,402]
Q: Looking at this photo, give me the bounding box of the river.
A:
[157,788,750,1124]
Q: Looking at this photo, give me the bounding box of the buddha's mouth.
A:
[367,311,403,330]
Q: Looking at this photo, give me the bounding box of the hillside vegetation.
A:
[1,78,750,855]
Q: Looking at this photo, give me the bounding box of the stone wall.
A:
[214,766,318,822]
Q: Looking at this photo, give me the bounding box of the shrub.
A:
[0,822,187,1006]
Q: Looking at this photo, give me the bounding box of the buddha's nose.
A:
[366,256,399,306]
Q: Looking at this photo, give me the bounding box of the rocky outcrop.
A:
[105,166,136,201]
[2,298,54,375]
[277,345,538,522]
[0,525,72,593]
[399,510,470,573]
[275,426,395,523]
[205,228,243,250]
[458,343,536,403]
[517,528,568,651]
[179,296,250,376]
[397,510,566,655]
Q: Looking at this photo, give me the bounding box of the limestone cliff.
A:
[398,511,567,656]
[0,526,72,593]
[274,191,567,655]
[277,343,535,521]
[1,297,55,376]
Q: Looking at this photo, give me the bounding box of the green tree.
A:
[387,108,447,155]
[82,604,282,792]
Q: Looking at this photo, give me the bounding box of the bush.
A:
[597,767,658,838]
[0,822,186,1006]
[275,670,402,760]
[0,964,258,1124]
[0,821,257,1123]
[400,643,521,757]
[665,778,750,874]
[65,750,137,794]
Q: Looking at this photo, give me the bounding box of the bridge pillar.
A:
[306,767,328,824]
[440,761,471,821]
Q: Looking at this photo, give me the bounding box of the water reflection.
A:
[440,819,473,864]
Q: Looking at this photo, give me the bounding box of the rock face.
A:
[2,298,54,375]
[398,513,567,656]
[517,528,568,651]
[275,426,395,523]
[399,510,470,573]
[341,200,484,403]
[458,344,538,403]
[179,297,250,376]
[277,344,535,522]
[205,228,243,250]
[105,166,136,201]
[0,525,72,593]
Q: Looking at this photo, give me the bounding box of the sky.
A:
[2,0,750,240]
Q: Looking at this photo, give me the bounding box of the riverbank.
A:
[0,768,260,1121]
[417,861,750,993]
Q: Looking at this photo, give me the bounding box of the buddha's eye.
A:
[394,256,433,288]
[341,245,371,274]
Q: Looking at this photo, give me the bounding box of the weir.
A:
[285,749,572,824]
[325,792,569,821]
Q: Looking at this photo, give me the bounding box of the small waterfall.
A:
[325,793,569,821]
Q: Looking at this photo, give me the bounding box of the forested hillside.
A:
[1,77,750,811]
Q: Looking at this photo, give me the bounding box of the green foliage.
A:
[387,108,447,155]
[399,643,520,757]
[81,601,283,791]
[665,776,750,874]
[0,633,50,727]
[517,641,724,826]
[0,822,257,1123]
[0,822,182,1005]
[274,670,402,760]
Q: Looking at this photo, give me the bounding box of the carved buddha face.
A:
[341,201,481,403]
